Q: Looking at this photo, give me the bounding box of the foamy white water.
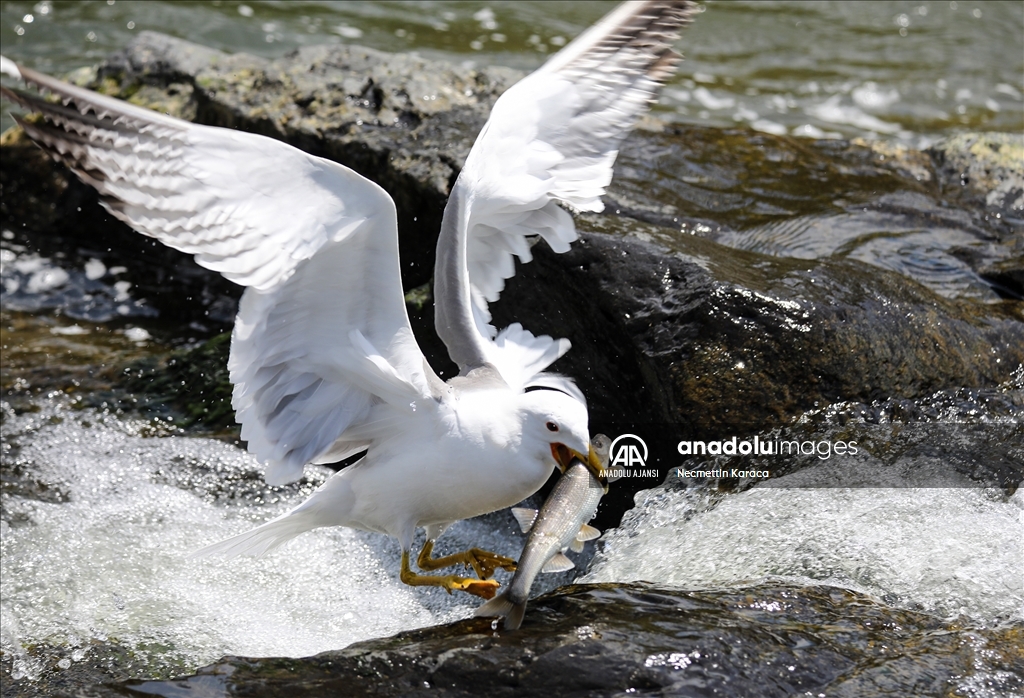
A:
[0,398,520,681]
[583,469,1024,625]
[3,392,1021,688]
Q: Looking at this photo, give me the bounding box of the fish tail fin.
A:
[191,511,317,560]
[474,591,527,630]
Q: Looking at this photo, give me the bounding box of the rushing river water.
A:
[0,1,1022,694]
[0,396,518,680]
[1,0,1022,142]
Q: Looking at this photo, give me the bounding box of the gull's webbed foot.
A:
[416,540,517,579]
[400,551,500,599]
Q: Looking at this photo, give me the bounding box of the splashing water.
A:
[0,397,519,681]
[3,390,1020,686]
[583,468,1024,626]
[1,241,157,321]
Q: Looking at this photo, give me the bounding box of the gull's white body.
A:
[1,1,695,569]
[221,388,586,555]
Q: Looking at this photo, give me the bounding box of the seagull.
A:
[1,0,695,598]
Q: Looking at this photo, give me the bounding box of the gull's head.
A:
[518,390,604,482]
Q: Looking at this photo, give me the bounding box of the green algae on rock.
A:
[928,131,1024,212]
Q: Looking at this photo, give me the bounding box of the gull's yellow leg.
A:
[416,539,517,580]
[400,551,500,599]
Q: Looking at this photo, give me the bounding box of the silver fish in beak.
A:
[475,434,611,630]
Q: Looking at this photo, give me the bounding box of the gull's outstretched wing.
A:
[1,57,441,485]
[434,0,696,387]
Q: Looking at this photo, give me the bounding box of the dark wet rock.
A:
[607,125,927,232]
[9,584,1019,697]
[502,214,1022,419]
[495,214,1024,521]
[608,126,1022,301]
[922,132,1024,299]
[120,332,234,430]
[850,137,936,183]
[764,368,1024,491]
[76,583,1017,698]
[0,310,175,410]
[657,397,1024,496]
[0,639,145,698]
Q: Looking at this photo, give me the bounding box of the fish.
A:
[475,433,611,629]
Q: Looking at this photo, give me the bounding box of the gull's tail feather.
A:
[474,591,526,631]
[193,511,317,559]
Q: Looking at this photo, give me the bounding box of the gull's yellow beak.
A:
[579,443,607,486]
[551,443,607,485]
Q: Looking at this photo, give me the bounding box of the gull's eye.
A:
[546,421,559,432]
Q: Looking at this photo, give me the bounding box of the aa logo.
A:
[610,434,648,469]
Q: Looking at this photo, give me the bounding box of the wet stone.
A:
[112,583,1022,698]
[0,638,174,698]
[607,126,1022,302]
[927,131,1024,213]
[494,214,1024,494]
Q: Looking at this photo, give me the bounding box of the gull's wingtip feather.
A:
[540,0,698,76]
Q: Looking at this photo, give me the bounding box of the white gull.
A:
[0,0,695,598]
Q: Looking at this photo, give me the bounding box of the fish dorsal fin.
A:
[511,507,538,533]
[541,552,575,573]
[569,538,585,553]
